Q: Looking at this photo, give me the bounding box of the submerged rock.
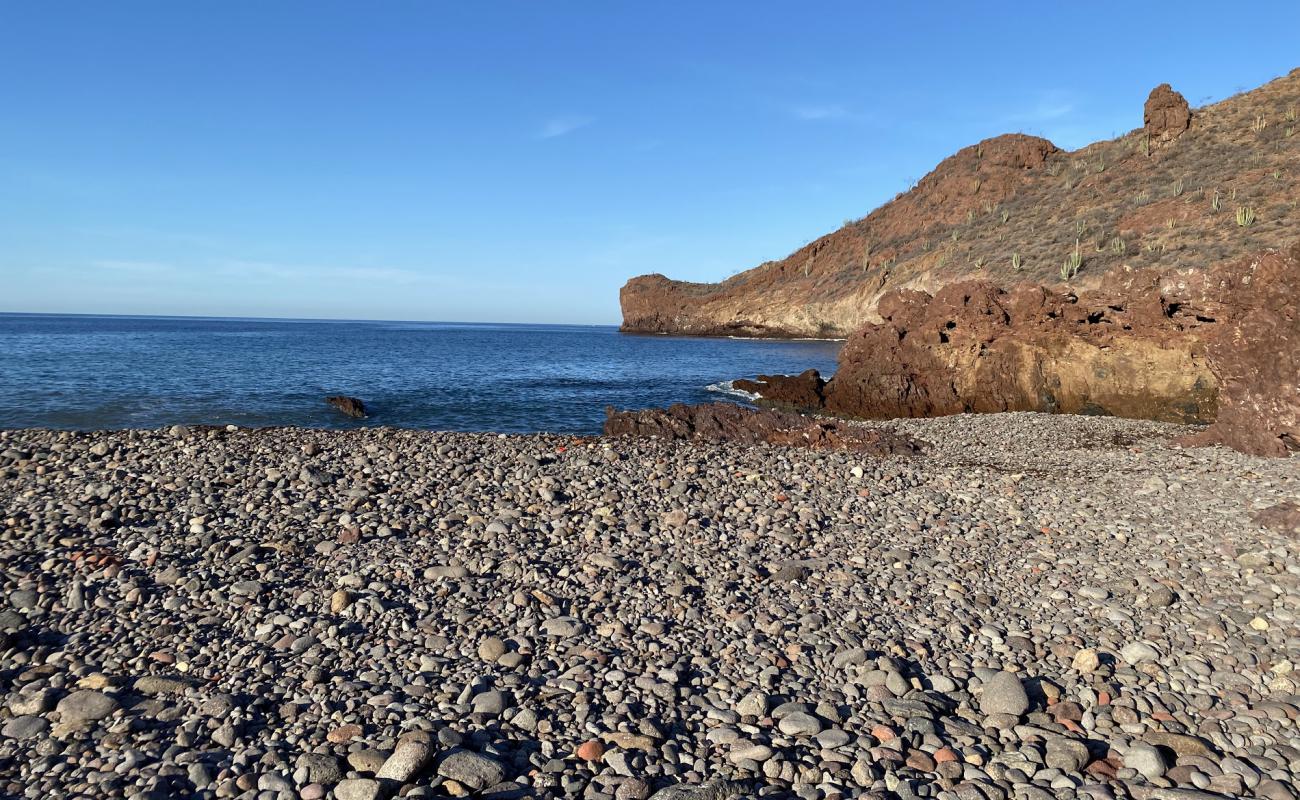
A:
[732,368,826,411]
[325,395,367,419]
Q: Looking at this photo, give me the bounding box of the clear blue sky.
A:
[3,2,1297,323]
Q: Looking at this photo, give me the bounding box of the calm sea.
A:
[0,314,840,434]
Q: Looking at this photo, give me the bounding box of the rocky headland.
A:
[2,419,1299,800]
[620,71,1300,339]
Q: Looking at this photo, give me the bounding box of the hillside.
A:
[620,69,1300,338]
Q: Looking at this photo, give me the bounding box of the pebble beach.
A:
[1,414,1298,800]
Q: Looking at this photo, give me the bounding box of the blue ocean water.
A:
[0,314,840,433]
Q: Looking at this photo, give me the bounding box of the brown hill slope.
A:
[620,69,1300,338]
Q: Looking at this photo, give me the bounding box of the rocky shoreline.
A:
[730,244,1300,459]
[1,417,1298,800]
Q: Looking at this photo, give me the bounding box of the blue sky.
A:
[3,2,1298,323]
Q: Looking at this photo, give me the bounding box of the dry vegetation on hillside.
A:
[622,69,1300,337]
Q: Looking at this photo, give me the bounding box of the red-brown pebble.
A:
[576,740,605,762]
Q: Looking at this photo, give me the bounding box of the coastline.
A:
[617,328,848,344]
[2,414,1297,799]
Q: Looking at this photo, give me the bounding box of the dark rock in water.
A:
[603,402,923,455]
[326,396,367,419]
[733,369,826,411]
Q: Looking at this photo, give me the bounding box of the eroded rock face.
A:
[824,275,1220,424]
[734,247,1300,456]
[1180,248,1300,456]
[1144,83,1191,147]
[603,402,924,455]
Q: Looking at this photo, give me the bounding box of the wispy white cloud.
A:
[1003,91,1077,124]
[789,103,851,121]
[82,258,434,286]
[538,115,594,139]
[581,232,681,269]
[213,260,430,285]
[78,226,224,250]
[90,259,181,274]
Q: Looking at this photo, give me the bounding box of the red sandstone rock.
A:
[822,272,1220,424]
[1179,248,1300,456]
[733,245,1299,457]
[1144,83,1191,147]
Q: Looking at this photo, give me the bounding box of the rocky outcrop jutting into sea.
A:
[735,244,1300,456]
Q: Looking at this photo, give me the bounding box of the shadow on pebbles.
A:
[0,412,1297,800]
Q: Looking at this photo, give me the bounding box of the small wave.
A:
[727,334,846,342]
[705,380,760,401]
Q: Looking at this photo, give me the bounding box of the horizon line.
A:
[0,309,622,328]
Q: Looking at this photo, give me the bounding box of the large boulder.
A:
[1253,501,1300,536]
[1144,83,1191,147]
[822,275,1219,424]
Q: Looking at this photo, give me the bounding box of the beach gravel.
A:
[0,413,1298,800]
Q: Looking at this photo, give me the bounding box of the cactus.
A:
[1235,206,1256,227]
[1060,240,1082,281]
